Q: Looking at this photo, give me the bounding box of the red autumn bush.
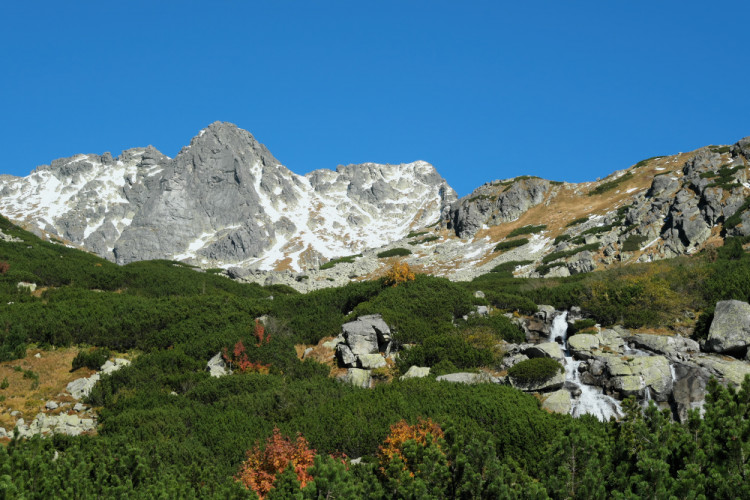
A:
[236,427,315,499]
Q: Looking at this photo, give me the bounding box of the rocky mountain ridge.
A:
[0,122,455,271]
[1,125,749,291]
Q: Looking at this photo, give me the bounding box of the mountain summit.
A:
[0,122,456,270]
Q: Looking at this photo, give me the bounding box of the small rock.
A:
[207,352,230,378]
[436,372,498,384]
[400,366,430,380]
[73,403,86,412]
[34,353,42,359]
[10,410,20,417]
[474,290,485,299]
[45,401,59,411]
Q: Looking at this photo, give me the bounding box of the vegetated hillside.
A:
[1,215,750,497]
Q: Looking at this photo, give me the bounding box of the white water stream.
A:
[551,312,624,421]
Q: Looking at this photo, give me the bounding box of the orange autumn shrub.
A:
[236,427,316,499]
[384,261,415,287]
[378,418,445,475]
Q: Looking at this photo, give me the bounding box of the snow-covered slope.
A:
[0,122,456,271]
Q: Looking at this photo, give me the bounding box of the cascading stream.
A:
[551,311,624,421]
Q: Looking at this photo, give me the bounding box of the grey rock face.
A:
[0,122,455,271]
[705,300,750,356]
[671,363,708,422]
[446,178,551,238]
[336,344,357,367]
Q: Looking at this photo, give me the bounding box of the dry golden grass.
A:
[0,347,93,431]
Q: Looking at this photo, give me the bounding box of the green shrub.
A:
[71,348,112,371]
[458,313,526,343]
[483,291,538,317]
[320,254,362,270]
[569,319,597,334]
[494,239,529,253]
[554,234,571,245]
[541,243,601,264]
[633,156,664,169]
[396,333,494,371]
[566,217,589,227]
[489,260,533,276]
[507,358,563,383]
[588,172,634,196]
[507,225,547,238]
[409,235,440,246]
[580,224,615,236]
[377,248,412,258]
[725,198,750,229]
[622,235,649,252]
[407,231,428,238]
[430,359,458,376]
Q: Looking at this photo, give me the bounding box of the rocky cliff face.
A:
[0,122,456,271]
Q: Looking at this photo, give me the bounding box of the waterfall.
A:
[549,313,569,344]
[555,311,624,421]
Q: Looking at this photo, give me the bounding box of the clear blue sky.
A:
[1,1,748,196]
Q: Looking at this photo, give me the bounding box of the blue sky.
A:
[1,1,748,197]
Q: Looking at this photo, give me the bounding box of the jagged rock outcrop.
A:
[445,177,552,238]
[0,122,455,271]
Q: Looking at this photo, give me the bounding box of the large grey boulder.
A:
[692,354,750,386]
[66,374,100,400]
[705,300,750,356]
[342,314,391,356]
[628,333,700,359]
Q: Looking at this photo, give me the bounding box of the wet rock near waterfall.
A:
[627,333,700,360]
[605,355,673,401]
[671,363,709,422]
[523,342,565,363]
[542,389,572,414]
